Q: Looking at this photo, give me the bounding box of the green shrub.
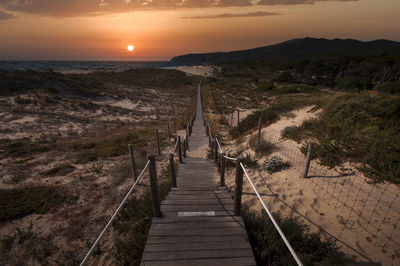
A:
[281,126,301,141]
[377,81,400,94]
[0,186,74,221]
[263,156,289,173]
[286,94,400,184]
[41,164,76,177]
[243,208,351,265]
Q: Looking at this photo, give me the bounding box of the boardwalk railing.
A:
[202,114,303,266]
[80,111,196,265]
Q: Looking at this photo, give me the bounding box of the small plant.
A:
[281,126,300,141]
[263,155,289,173]
[90,162,103,174]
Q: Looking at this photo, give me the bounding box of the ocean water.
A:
[0,60,169,73]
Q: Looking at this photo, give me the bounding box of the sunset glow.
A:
[0,0,399,60]
[127,45,134,52]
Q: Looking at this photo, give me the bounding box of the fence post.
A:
[169,153,177,187]
[220,152,225,186]
[128,144,137,181]
[155,128,161,156]
[148,154,161,217]
[185,130,189,149]
[173,119,176,133]
[214,136,218,163]
[230,112,233,127]
[178,136,183,163]
[237,110,240,129]
[167,120,171,139]
[257,118,262,150]
[206,122,209,136]
[234,156,244,216]
[301,142,314,178]
[183,139,187,158]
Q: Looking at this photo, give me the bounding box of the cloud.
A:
[182,11,280,19]
[0,0,360,17]
[0,8,14,20]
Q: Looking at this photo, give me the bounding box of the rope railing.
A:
[80,160,150,266]
[240,163,303,266]
[202,100,302,265]
[81,102,197,265]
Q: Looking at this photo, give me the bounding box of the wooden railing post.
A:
[214,136,218,163]
[220,152,225,186]
[167,120,171,139]
[147,154,161,217]
[155,128,161,156]
[183,139,187,158]
[301,142,314,178]
[173,119,176,133]
[205,122,209,136]
[234,156,244,216]
[178,136,183,163]
[237,110,240,129]
[230,112,233,127]
[128,144,137,181]
[257,118,262,151]
[185,130,189,149]
[169,153,177,187]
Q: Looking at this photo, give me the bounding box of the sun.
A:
[127,45,134,52]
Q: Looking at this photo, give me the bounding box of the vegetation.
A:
[285,94,400,184]
[0,186,76,221]
[243,208,351,265]
[112,178,172,265]
[263,156,289,173]
[229,98,320,138]
[249,135,275,156]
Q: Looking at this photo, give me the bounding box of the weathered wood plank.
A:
[148,227,246,237]
[161,204,234,212]
[141,257,256,266]
[150,221,245,230]
[143,241,251,252]
[141,248,254,261]
[145,235,249,244]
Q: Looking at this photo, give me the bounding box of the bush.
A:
[243,208,351,265]
[377,81,400,94]
[0,186,74,221]
[281,126,300,141]
[263,156,289,173]
[249,135,275,156]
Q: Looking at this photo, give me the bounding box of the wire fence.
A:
[253,127,400,248]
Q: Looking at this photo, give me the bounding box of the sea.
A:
[0,61,170,73]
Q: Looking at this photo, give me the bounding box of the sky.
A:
[0,0,399,60]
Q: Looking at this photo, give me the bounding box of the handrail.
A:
[202,98,302,265]
[80,160,150,266]
[240,163,303,266]
[173,138,179,153]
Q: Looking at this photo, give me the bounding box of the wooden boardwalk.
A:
[140,86,256,266]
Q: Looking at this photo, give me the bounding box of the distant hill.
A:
[170,37,400,65]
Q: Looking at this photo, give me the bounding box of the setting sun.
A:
[127,45,134,52]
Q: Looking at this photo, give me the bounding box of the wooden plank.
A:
[151,216,244,224]
[150,221,245,230]
[162,199,233,205]
[166,194,232,200]
[141,248,254,262]
[145,235,249,244]
[148,227,247,237]
[161,210,234,217]
[141,257,256,266]
[161,204,234,212]
[143,241,251,252]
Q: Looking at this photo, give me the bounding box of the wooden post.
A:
[167,120,171,139]
[205,123,209,136]
[173,119,176,133]
[234,156,244,216]
[301,142,314,178]
[178,136,183,163]
[230,112,233,127]
[128,144,137,181]
[169,153,177,187]
[257,118,262,151]
[183,139,187,158]
[220,152,225,186]
[213,137,218,163]
[186,130,189,149]
[237,110,240,128]
[148,154,161,217]
[155,128,161,156]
